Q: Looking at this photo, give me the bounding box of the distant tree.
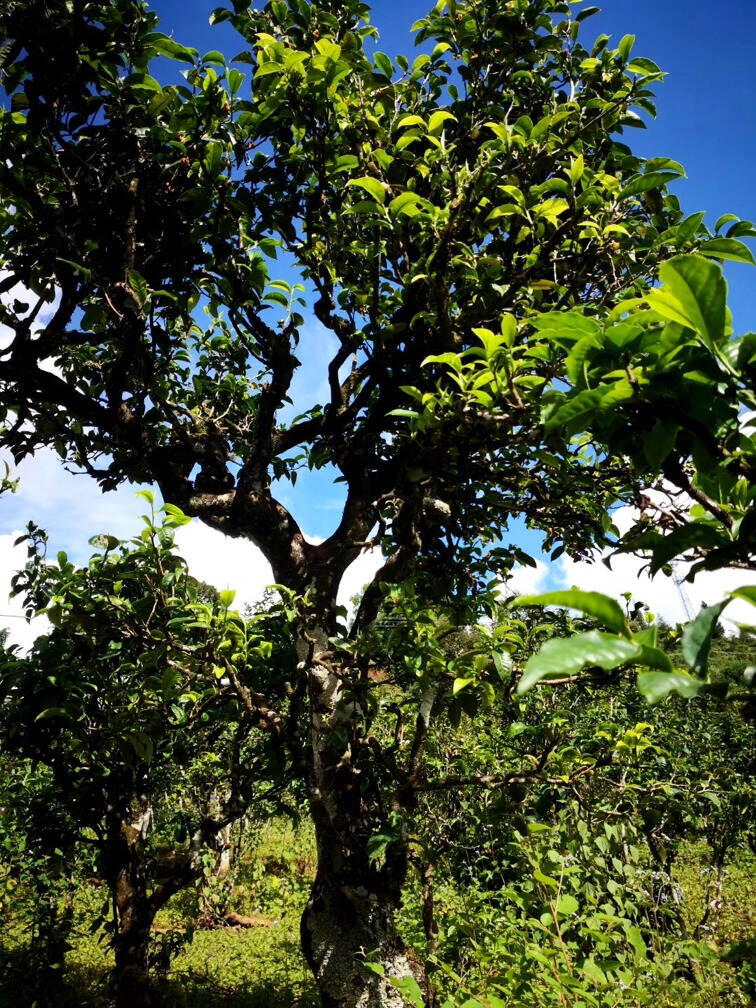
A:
[1,1,753,1004]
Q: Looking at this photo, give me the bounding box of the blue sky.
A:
[1,0,755,641]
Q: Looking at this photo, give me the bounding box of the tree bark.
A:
[107,803,156,1008]
[301,869,426,1008]
[297,622,427,1008]
[113,875,155,1008]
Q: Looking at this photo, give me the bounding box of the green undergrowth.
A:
[0,820,752,1008]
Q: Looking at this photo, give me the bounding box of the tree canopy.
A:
[1,1,754,1005]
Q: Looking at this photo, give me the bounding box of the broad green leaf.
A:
[626,56,663,76]
[642,420,679,470]
[619,171,679,199]
[152,36,198,64]
[396,114,426,129]
[535,197,569,223]
[714,213,740,232]
[161,503,191,527]
[428,109,456,135]
[647,255,726,349]
[543,389,603,434]
[624,922,647,959]
[699,238,756,266]
[387,975,424,1008]
[373,51,393,78]
[218,588,236,608]
[556,893,579,915]
[637,669,703,702]
[35,707,69,721]
[635,644,672,672]
[517,632,641,693]
[512,590,630,636]
[347,177,387,204]
[492,651,513,682]
[389,191,432,218]
[638,522,726,574]
[617,34,635,62]
[534,866,559,889]
[681,600,729,675]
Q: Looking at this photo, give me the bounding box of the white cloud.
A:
[0,531,50,652]
[552,502,754,632]
[1,272,62,375]
[338,545,384,620]
[0,448,150,560]
[173,521,274,612]
[498,559,551,600]
[175,523,385,621]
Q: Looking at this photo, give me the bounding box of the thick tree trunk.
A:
[301,868,426,1008]
[297,620,427,1008]
[113,875,155,1008]
[107,802,156,1008]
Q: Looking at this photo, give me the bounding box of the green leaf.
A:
[265,290,290,308]
[714,213,740,233]
[428,109,456,136]
[35,707,69,721]
[347,177,387,204]
[128,269,149,308]
[624,922,647,959]
[626,56,663,76]
[647,255,727,349]
[152,36,198,64]
[373,51,393,78]
[642,420,679,470]
[161,503,191,527]
[218,588,236,608]
[543,389,603,434]
[492,651,513,683]
[619,171,679,199]
[637,669,704,703]
[396,114,426,129]
[362,961,385,977]
[681,600,729,676]
[534,866,559,889]
[389,192,431,218]
[517,632,641,693]
[699,238,756,266]
[386,975,424,1008]
[512,590,629,636]
[617,34,635,62]
[556,893,579,915]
